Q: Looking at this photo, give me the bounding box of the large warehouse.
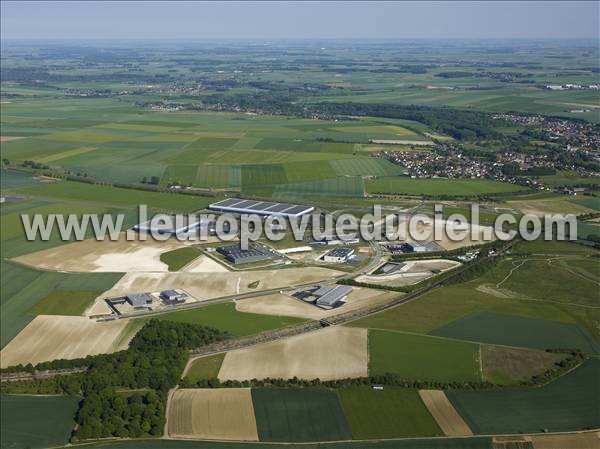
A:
[216,244,274,265]
[209,198,314,218]
[134,215,214,236]
[313,285,353,309]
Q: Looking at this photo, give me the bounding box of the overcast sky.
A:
[1,1,599,41]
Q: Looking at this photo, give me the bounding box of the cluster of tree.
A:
[523,350,586,387]
[338,278,410,293]
[1,320,230,442]
[21,160,49,170]
[309,103,505,141]
[140,176,161,185]
[0,373,85,395]
[502,162,556,177]
[72,390,165,441]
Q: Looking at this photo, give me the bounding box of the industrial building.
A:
[209,198,314,218]
[312,235,360,246]
[159,289,188,305]
[134,215,214,236]
[323,247,355,263]
[400,241,443,253]
[126,293,153,308]
[216,244,274,265]
[313,285,353,308]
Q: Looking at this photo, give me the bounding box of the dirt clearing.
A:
[418,390,473,437]
[0,136,25,142]
[87,266,341,315]
[0,315,130,367]
[235,287,397,320]
[183,255,229,273]
[218,326,368,381]
[13,233,186,273]
[530,431,600,449]
[357,259,460,288]
[168,388,258,441]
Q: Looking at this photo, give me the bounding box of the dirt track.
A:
[168,388,258,441]
[217,326,368,381]
[0,315,130,367]
[418,390,473,437]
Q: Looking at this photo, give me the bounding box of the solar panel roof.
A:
[214,198,244,207]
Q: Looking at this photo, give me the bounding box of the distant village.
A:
[377,113,600,194]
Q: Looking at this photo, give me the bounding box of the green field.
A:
[350,240,600,345]
[366,177,526,196]
[368,330,481,382]
[0,197,118,258]
[184,354,225,383]
[430,311,600,354]
[71,436,494,448]
[0,260,123,347]
[159,247,202,271]
[251,388,352,442]
[146,302,306,337]
[27,290,99,316]
[14,180,209,212]
[337,386,442,439]
[0,394,79,449]
[447,358,600,434]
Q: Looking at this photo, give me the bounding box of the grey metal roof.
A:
[126,293,152,307]
[160,289,187,298]
[316,285,353,307]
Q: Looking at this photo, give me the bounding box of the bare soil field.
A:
[0,315,130,367]
[0,136,25,142]
[218,326,368,381]
[418,390,473,437]
[168,388,258,441]
[395,217,505,251]
[235,287,397,320]
[183,255,230,273]
[357,259,461,287]
[13,233,185,273]
[507,199,593,216]
[530,431,600,449]
[87,266,342,316]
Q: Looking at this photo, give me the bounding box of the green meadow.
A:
[366,177,527,197]
[368,330,481,382]
[144,302,306,337]
[430,311,599,354]
[337,386,442,439]
[252,388,352,442]
[1,394,79,449]
[447,359,600,434]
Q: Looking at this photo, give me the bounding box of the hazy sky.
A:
[1,1,599,41]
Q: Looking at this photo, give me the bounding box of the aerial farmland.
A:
[1,2,600,449]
